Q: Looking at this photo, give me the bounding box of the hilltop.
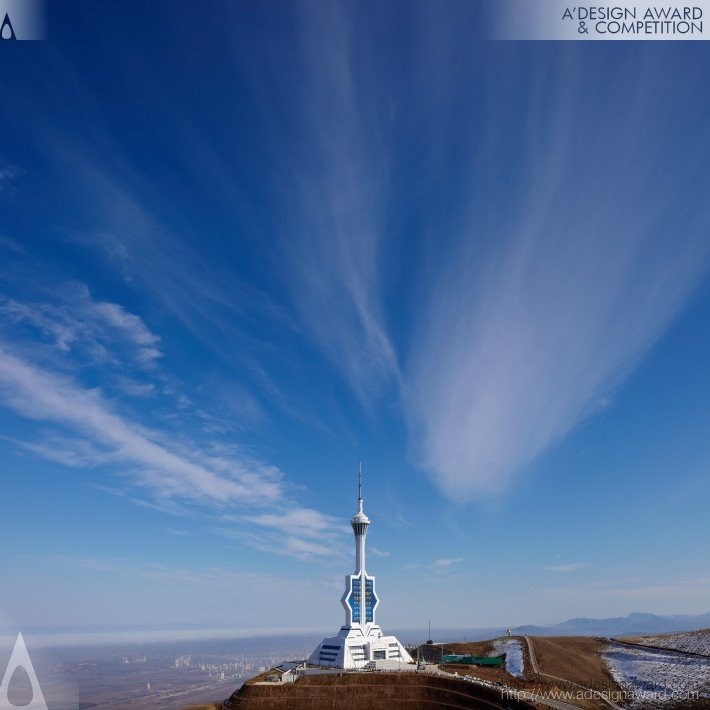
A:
[192,629,710,710]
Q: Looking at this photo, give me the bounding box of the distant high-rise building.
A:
[308,465,413,669]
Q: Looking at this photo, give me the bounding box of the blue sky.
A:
[1,2,709,639]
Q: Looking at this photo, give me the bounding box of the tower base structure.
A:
[309,625,414,669]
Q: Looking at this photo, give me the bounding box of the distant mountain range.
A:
[512,611,710,638]
[400,612,710,645]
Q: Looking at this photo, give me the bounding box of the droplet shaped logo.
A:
[1,13,17,40]
[0,634,48,709]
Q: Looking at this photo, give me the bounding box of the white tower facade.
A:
[308,466,414,669]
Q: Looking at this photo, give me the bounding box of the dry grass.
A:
[442,640,497,656]
[521,635,624,709]
[529,636,618,689]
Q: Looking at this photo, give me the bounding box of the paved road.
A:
[523,636,540,674]
[523,636,622,710]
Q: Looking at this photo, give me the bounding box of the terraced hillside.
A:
[622,628,710,656]
[603,641,710,709]
[222,672,535,709]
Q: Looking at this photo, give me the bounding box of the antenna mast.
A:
[357,461,363,512]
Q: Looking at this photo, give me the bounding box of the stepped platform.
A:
[222,669,535,709]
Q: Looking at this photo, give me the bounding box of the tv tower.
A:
[308,463,413,669]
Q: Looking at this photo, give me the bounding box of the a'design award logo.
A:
[0,633,48,710]
[1,12,16,39]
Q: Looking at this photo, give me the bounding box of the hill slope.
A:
[223,672,535,709]
[623,628,710,656]
[602,640,710,709]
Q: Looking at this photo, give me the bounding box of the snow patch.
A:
[602,641,710,709]
[491,637,524,678]
[633,629,710,656]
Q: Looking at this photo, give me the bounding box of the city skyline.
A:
[1,1,709,640]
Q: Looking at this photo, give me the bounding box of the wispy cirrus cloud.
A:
[543,562,587,573]
[274,3,398,401]
[0,344,282,506]
[0,335,348,557]
[0,283,162,366]
[0,278,341,561]
[428,557,463,571]
[405,557,464,583]
[213,527,341,561]
[269,16,709,504]
[53,555,284,589]
[243,508,347,540]
[401,54,709,501]
[214,507,349,561]
[405,184,707,500]
[370,547,390,558]
[0,236,25,254]
[70,165,295,379]
[0,164,20,192]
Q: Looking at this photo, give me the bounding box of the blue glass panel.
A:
[364,578,377,622]
[347,578,361,623]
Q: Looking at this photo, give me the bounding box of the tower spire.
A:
[351,461,369,574]
[358,461,363,513]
